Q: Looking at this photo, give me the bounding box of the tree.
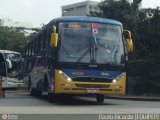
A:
[90,0,143,59]
[0,26,27,54]
[89,0,160,95]
[90,0,141,29]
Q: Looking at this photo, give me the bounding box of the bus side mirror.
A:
[50,26,58,48]
[6,59,12,69]
[124,30,133,52]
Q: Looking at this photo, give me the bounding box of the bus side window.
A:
[30,41,33,57]
[37,37,40,55]
[28,43,32,57]
[27,45,29,58]
[43,30,46,50]
[39,34,43,52]
[46,30,50,50]
[35,38,38,55]
[25,47,27,60]
[32,41,35,56]
[34,39,37,56]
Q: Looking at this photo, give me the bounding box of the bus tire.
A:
[48,93,58,103]
[96,94,104,103]
[28,78,35,96]
[48,93,54,102]
[36,90,42,96]
[29,87,36,96]
[28,77,31,90]
[36,80,43,96]
[43,75,49,92]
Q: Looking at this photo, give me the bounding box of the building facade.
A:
[62,1,100,16]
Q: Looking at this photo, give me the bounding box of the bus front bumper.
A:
[54,70,126,95]
[55,82,125,95]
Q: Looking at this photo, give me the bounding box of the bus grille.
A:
[72,77,113,83]
[75,84,110,88]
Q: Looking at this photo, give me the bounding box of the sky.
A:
[0,0,160,27]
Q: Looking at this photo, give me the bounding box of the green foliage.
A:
[0,26,27,54]
[137,7,160,59]
[90,0,141,29]
[89,0,160,95]
[90,0,160,59]
[90,0,143,60]
[0,26,39,56]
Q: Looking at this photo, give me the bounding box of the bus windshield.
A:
[4,53,22,62]
[4,53,22,78]
[59,22,91,63]
[58,22,124,65]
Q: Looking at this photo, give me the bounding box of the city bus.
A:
[24,16,133,103]
[0,50,23,88]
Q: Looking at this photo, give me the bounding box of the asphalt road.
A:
[0,91,160,120]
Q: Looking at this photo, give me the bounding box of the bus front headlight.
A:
[112,73,125,83]
[112,79,117,83]
[59,70,72,82]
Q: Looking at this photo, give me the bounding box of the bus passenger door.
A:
[0,53,6,77]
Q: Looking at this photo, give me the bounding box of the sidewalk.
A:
[107,95,160,101]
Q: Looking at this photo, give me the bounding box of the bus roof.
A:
[50,16,122,26]
[0,50,20,54]
[28,16,122,44]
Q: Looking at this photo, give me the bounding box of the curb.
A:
[106,95,160,101]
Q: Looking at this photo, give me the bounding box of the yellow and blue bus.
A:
[24,16,133,103]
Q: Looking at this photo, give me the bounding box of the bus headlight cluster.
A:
[112,79,117,83]
[112,73,125,83]
[59,70,72,82]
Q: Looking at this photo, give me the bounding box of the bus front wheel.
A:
[96,94,104,103]
[28,80,36,96]
[29,87,36,96]
[48,93,61,103]
[48,93,57,102]
[28,78,35,96]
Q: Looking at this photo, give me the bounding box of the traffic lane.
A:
[1,91,160,107]
[0,92,116,106]
[0,91,160,114]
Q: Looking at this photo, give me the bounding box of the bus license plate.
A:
[86,88,99,93]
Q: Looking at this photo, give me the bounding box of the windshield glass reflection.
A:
[58,22,124,65]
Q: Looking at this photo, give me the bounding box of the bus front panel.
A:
[54,69,126,95]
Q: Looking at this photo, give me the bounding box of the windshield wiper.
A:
[74,37,92,64]
[93,35,98,63]
[74,48,90,63]
[74,36,98,64]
